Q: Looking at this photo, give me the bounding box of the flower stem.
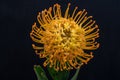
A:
[71,68,80,80]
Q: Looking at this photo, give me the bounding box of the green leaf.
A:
[34,65,48,80]
[71,68,80,80]
[47,67,70,80]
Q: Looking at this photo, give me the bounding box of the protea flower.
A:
[30,3,99,71]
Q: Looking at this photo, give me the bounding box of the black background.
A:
[2,0,120,80]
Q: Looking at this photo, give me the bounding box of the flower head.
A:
[30,3,99,71]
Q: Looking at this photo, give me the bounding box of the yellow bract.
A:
[30,3,99,71]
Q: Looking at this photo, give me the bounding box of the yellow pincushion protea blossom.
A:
[30,3,99,71]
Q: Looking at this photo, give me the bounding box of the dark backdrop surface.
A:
[2,0,120,80]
